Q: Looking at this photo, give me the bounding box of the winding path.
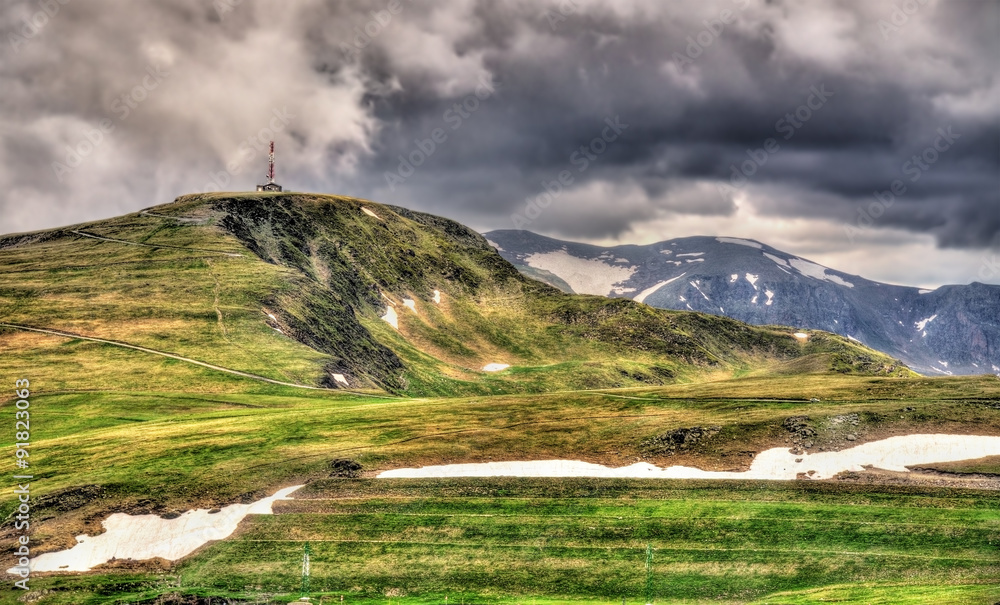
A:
[70,230,243,257]
[0,322,326,390]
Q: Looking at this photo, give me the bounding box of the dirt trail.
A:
[70,230,243,257]
[0,322,325,390]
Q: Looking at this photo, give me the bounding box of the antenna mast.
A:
[267,141,275,183]
[255,140,283,192]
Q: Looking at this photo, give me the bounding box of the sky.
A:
[1,0,997,289]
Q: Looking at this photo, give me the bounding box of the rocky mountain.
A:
[484,230,1000,377]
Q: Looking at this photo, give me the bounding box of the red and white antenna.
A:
[267,141,275,183]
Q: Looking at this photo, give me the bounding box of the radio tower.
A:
[267,141,275,183]
[256,140,283,192]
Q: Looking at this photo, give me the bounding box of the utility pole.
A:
[302,542,311,599]
[644,543,653,605]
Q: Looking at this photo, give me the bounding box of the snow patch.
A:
[432,290,441,304]
[23,486,303,573]
[614,257,629,263]
[381,306,398,329]
[793,332,809,340]
[847,335,860,342]
[919,289,934,294]
[993,365,1000,373]
[764,290,775,306]
[523,250,637,296]
[633,273,686,304]
[915,315,938,331]
[716,237,762,249]
[482,363,510,372]
[730,274,738,283]
[788,258,855,288]
[763,252,788,267]
[745,273,759,289]
[685,258,705,263]
[689,281,710,301]
[676,252,704,257]
[751,295,758,304]
[266,313,277,321]
[659,249,673,255]
[361,207,382,220]
[377,435,1000,481]
[332,374,349,386]
[402,298,417,313]
[938,360,949,368]
[486,239,503,251]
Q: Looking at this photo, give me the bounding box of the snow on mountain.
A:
[634,273,686,304]
[716,237,762,249]
[522,250,636,296]
[485,229,1000,377]
[787,258,855,288]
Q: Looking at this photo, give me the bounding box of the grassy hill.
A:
[0,192,911,399]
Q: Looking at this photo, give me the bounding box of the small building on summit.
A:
[256,140,283,192]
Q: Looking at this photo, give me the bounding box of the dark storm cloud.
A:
[0,0,997,261]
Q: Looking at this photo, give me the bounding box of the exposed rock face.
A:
[640,426,722,455]
[486,230,1000,377]
[329,458,363,478]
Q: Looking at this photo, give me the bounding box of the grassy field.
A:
[12,479,1000,604]
[0,374,998,604]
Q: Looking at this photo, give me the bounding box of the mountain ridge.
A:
[484,229,1000,377]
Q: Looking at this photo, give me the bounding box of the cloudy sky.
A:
[1,0,997,288]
